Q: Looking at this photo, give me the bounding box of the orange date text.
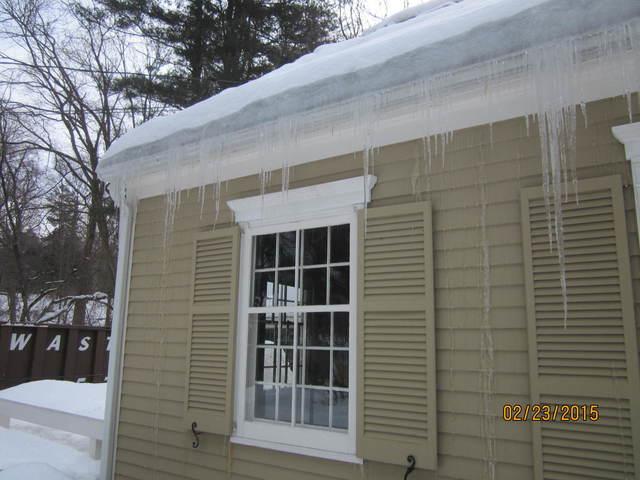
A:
[502,403,599,422]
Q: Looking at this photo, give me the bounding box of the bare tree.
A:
[0,99,45,322]
[0,0,169,324]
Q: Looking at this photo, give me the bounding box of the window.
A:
[233,215,357,461]
[248,224,351,429]
[229,176,376,462]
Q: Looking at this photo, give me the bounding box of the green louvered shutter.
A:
[357,201,437,469]
[521,175,640,480]
[184,226,240,434]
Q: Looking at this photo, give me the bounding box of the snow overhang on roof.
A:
[99,0,640,202]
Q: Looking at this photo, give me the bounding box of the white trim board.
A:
[227,175,377,225]
[613,122,640,253]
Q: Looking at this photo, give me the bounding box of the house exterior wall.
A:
[113,95,640,480]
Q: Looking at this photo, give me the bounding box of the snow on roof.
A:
[99,0,640,177]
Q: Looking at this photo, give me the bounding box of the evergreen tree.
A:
[97,0,338,107]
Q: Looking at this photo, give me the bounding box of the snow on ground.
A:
[0,381,105,479]
[0,462,76,480]
[0,380,106,419]
[0,422,99,480]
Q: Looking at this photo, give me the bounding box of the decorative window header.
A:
[227,175,377,225]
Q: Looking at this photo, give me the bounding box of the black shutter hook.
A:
[404,455,416,480]
[191,421,201,448]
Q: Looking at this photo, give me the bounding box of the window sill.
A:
[230,435,363,465]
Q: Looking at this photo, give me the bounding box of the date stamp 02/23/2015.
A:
[502,403,600,422]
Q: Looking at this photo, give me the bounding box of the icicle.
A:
[198,184,206,219]
[410,157,421,198]
[579,101,588,129]
[478,157,496,480]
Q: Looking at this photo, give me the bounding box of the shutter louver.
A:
[185,227,240,434]
[521,175,640,480]
[357,201,437,469]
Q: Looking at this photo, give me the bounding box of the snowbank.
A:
[0,380,106,420]
[0,462,74,480]
[0,426,99,480]
[100,0,640,174]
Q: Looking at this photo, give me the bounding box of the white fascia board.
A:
[227,175,376,225]
[612,122,640,252]
[108,49,638,204]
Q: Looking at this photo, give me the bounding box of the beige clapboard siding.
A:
[115,95,638,480]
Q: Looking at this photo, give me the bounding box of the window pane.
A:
[304,350,330,386]
[303,389,329,427]
[333,351,349,388]
[278,348,294,385]
[278,386,293,422]
[257,314,277,345]
[333,312,349,347]
[254,384,276,420]
[276,269,296,306]
[254,234,276,269]
[301,268,326,305]
[280,314,298,346]
[332,392,348,429]
[329,266,349,304]
[255,347,277,383]
[303,227,327,265]
[330,224,349,263]
[305,312,330,346]
[278,231,296,268]
[253,271,274,307]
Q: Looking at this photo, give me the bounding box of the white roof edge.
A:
[105,44,639,204]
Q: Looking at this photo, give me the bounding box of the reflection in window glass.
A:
[255,347,277,382]
[332,392,348,429]
[277,269,296,306]
[333,312,349,347]
[333,351,349,388]
[278,348,294,385]
[329,266,349,304]
[248,224,350,432]
[302,268,326,305]
[280,316,298,346]
[253,271,274,307]
[278,387,293,422]
[278,231,296,268]
[304,350,330,386]
[303,389,330,427]
[330,224,349,263]
[305,313,330,346]
[257,314,277,345]
[303,227,327,265]
[255,384,276,420]
[255,234,276,269]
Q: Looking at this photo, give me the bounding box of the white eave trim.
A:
[227,175,377,226]
[612,122,640,251]
[613,123,640,161]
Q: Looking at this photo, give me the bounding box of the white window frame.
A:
[229,176,375,464]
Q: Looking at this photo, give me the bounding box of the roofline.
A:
[102,42,639,204]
